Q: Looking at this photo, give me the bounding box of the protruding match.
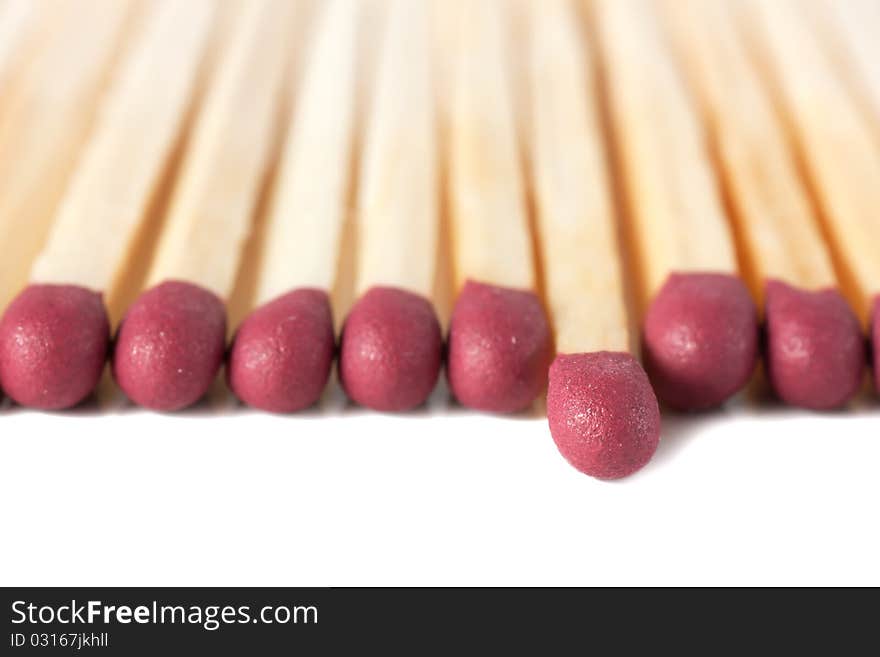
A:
[446,0,553,413]
[227,0,359,413]
[661,0,864,410]
[529,0,659,480]
[741,0,880,392]
[337,0,443,412]
[113,0,294,411]
[0,0,213,410]
[592,0,758,411]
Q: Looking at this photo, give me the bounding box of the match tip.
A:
[547,352,660,480]
[112,280,226,411]
[339,286,442,411]
[228,289,335,413]
[643,272,758,411]
[447,280,553,413]
[0,284,109,409]
[765,280,864,410]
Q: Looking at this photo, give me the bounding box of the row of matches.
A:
[0,0,879,480]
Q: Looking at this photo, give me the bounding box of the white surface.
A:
[2,379,879,587]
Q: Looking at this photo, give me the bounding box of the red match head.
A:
[227,288,335,413]
[642,272,758,411]
[765,280,864,409]
[112,280,226,411]
[447,280,553,413]
[338,286,442,411]
[0,284,109,409]
[547,351,660,480]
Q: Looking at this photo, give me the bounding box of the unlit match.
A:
[227,0,358,413]
[529,0,659,479]
[446,0,553,414]
[592,0,758,411]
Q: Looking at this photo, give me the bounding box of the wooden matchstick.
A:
[740,0,880,391]
[531,0,660,480]
[0,0,214,410]
[113,0,296,411]
[591,0,758,411]
[227,0,359,413]
[0,0,43,103]
[805,0,880,138]
[336,0,443,412]
[445,0,553,414]
[661,0,864,410]
[0,0,135,315]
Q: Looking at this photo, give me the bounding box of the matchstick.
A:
[806,0,880,137]
[661,0,864,410]
[0,0,135,315]
[591,0,758,411]
[531,0,660,480]
[113,0,295,411]
[740,0,880,391]
[336,0,443,412]
[0,0,214,410]
[446,0,553,414]
[0,0,43,102]
[227,0,358,413]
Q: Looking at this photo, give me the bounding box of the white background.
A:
[2,375,879,587]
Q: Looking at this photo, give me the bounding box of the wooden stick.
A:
[0,0,135,311]
[592,0,737,308]
[355,0,437,298]
[29,0,215,297]
[0,0,43,100]
[741,0,880,324]
[448,0,535,292]
[145,0,294,300]
[253,0,359,306]
[660,0,837,304]
[806,0,880,138]
[528,0,627,354]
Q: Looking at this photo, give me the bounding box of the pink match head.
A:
[446,280,553,413]
[642,272,758,411]
[227,288,335,413]
[547,351,660,480]
[0,284,109,409]
[765,280,864,410]
[112,280,226,411]
[338,286,442,411]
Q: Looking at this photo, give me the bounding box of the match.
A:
[662,0,864,410]
[742,0,880,392]
[591,0,759,412]
[0,0,134,317]
[113,0,294,411]
[337,0,443,412]
[227,0,357,413]
[530,1,660,479]
[446,0,553,414]
[0,0,213,410]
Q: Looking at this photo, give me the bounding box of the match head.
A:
[765,280,864,410]
[0,284,109,409]
[447,280,553,413]
[643,272,758,411]
[112,280,226,411]
[547,352,660,480]
[338,286,442,411]
[227,289,335,413]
